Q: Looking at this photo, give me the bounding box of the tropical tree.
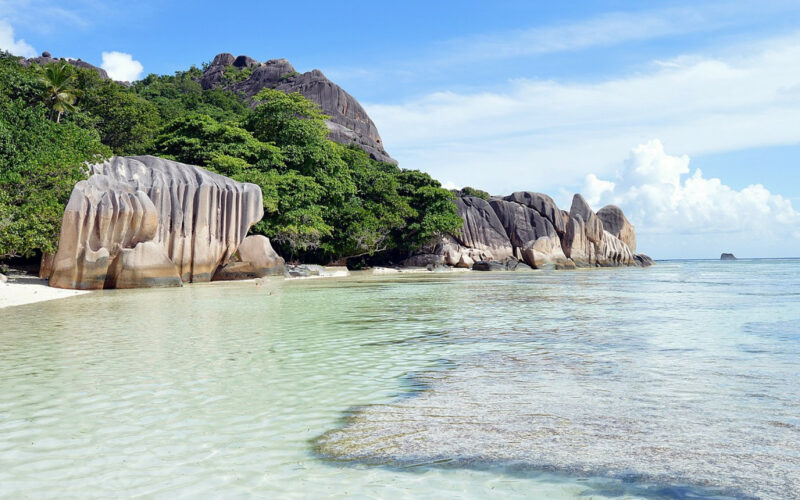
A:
[40,61,83,123]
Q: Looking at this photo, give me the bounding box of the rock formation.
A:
[427,192,652,270]
[199,53,395,164]
[49,156,267,289]
[488,199,570,269]
[213,235,285,280]
[720,253,737,260]
[19,52,127,83]
[597,205,636,253]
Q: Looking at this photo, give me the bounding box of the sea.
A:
[0,259,798,499]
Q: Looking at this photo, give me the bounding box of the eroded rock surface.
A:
[598,205,637,253]
[50,156,265,289]
[428,192,649,270]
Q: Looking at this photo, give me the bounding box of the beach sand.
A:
[0,275,88,309]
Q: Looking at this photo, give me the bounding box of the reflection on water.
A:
[1,260,799,498]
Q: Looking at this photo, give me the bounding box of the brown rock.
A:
[569,194,604,244]
[597,205,637,253]
[213,235,285,280]
[49,156,264,290]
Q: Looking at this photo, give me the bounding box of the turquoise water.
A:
[0,261,798,498]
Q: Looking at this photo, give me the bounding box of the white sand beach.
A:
[0,277,88,309]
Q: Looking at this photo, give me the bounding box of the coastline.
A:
[0,276,89,309]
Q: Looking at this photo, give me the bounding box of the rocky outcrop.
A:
[452,196,514,263]
[212,235,285,280]
[425,191,650,271]
[49,156,265,290]
[597,205,636,253]
[721,253,737,260]
[488,199,570,269]
[503,192,567,236]
[19,52,122,82]
[199,53,395,164]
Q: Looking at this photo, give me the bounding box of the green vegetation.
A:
[460,186,490,200]
[0,51,461,264]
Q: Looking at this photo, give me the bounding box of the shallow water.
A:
[1,260,798,499]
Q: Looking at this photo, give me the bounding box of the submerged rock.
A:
[49,156,265,290]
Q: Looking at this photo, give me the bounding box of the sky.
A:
[2,0,800,259]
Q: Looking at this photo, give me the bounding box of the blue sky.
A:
[2,0,800,258]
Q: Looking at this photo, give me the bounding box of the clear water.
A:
[0,261,798,499]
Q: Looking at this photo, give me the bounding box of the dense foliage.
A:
[0,51,461,264]
[0,54,109,258]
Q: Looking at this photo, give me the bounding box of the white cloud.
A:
[365,31,800,196]
[583,140,800,257]
[0,19,36,57]
[100,51,143,82]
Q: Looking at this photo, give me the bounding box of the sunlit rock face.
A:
[49,156,264,289]
[597,205,637,253]
[432,192,650,270]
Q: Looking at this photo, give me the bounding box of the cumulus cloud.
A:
[101,51,143,82]
[0,19,36,57]
[583,140,800,242]
[365,31,800,195]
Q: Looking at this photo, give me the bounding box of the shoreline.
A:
[0,275,89,309]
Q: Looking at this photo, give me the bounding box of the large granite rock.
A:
[453,196,514,263]
[562,215,596,267]
[569,194,604,244]
[212,235,285,280]
[503,192,567,236]
[596,230,635,267]
[49,156,265,290]
[597,205,637,253]
[199,53,395,164]
[488,199,569,269]
[426,193,647,271]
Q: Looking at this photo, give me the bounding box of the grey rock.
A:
[454,196,514,262]
[488,198,569,269]
[284,264,328,277]
[562,215,596,268]
[213,235,285,280]
[502,257,532,271]
[503,192,566,236]
[597,205,637,253]
[596,230,635,267]
[634,254,655,267]
[569,194,604,244]
[200,54,396,164]
[401,254,444,267]
[720,253,737,261]
[20,54,111,80]
[472,261,507,271]
[233,55,259,68]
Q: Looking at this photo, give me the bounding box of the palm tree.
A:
[40,61,83,123]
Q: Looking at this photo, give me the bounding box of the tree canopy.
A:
[0,51,462,265]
